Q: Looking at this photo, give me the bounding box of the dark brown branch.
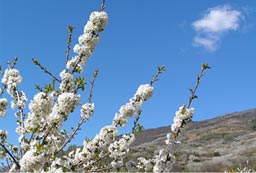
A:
[71,54,85,74]
[0,143,20,169]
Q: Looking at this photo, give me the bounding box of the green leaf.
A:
[193,95,198,99]
[202,63,211,70]
[74,77,86,91]
[44,84,54,94]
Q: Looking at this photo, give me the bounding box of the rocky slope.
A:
[130,109,256,172]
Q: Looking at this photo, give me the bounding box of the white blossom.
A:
[56,92,80,116]
[59,70,75,92]
[0,98,8,117]
[0,7,179,173]
[89,11,108,30]
[24,92,54,133]
[108,134,135,159]
[19,149,45,171]
[0,130,8,142]
[119,103,136,118]
[153,148,174,172]
[11,91,27,109]
[171,105,194,133]
[80,103,94,121]
[137,157,154,171]
[66,56,84,73]
[113,84,154,127]
[67,11,108,74]
[29,92,54,117]
[112,113,128,127]
[2,68,22,96]
[135,84,154,101]
[2,68,22,87]
[48,93,80,124]
[165,133,172,145]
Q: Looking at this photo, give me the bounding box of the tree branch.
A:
[0,143,20,169]
[99,0,106,11]
[187,63,210,108]
[54,119,85,156]
[32,58,61,83]
[65,26,74,66]
[88,69,99,103]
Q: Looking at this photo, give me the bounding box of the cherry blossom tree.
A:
[0,1,210,172]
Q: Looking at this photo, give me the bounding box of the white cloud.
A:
[193,37,217,51]
[192,5,241,51]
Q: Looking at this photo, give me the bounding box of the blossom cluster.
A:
[24,92,54,133]
[59,70,75,92]
[171,104,194,134]
[49,92,80,124]
[0,5,205,172]
[108,134,135,169]
[1,68,27,110]
[0,8,163,170]
[0,130,8,143]
[2,68,22,95]
[56,83,154,171]
[80,103,95,121]
[67,11,108,73]
[0,98,8,117]
[113,84,154,127]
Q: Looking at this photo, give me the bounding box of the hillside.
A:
[130,109,256,172]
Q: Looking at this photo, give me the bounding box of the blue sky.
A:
[1,0,256,145]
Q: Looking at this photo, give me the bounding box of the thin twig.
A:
[71,54,84,74]
[28,132,35,144]
[88,69,99,103]
[0,85,7,97]
[132,110,144,134]
[41,123,55,145]
[6,158,10,170]
[0,143,20,169]
[150,65,165,86]
[187,63,210,108]
[65,26,74,66]
[99,0,106,11]
[54,119,85,156]
[32,58,61,83]
[18,109,26,144]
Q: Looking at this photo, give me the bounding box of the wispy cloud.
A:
[192,5,241,51]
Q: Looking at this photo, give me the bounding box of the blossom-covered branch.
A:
[0,1,211,172]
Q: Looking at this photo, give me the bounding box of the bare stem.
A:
[150,65,165,86]
[32,58,61,83]
[41,123,58,146]
[65,26,74,66]
[7,57,19,69]
[99,0,106,11]
[71,54,84,74]
[187,63,210,108]
[88,69,99,103]
[0,85,7,97]
[54,119,85,156]
[132,110,144,134]
[18,109,26,144]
